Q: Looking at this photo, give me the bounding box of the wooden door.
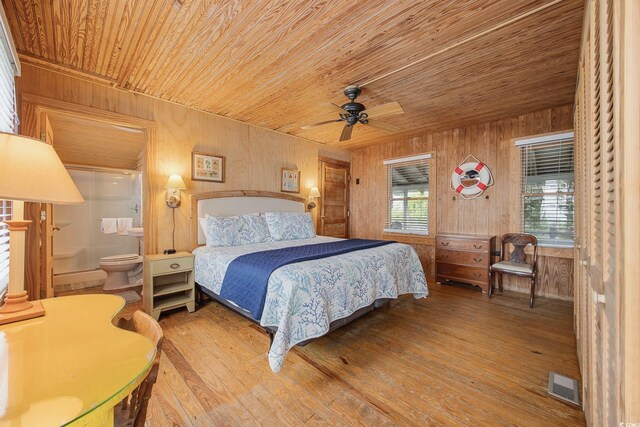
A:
[39,112,55,298]
[318,159,350,238]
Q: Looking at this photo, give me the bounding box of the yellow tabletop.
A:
[0,294,155,426]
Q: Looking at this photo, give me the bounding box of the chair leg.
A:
[498,272,503,293]
[488,270,493,298]
[529,275,536,308]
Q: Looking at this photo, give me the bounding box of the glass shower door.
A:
[53,168,141,275]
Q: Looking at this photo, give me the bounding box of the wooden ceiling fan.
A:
[301,86,404,141]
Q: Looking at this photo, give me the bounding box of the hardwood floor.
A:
[58,283,585,426]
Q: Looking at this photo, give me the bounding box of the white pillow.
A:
[204,214,272,247]
[205,214,241,247]
[264,211,316,241]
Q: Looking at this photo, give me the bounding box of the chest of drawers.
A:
[435,233,495,295]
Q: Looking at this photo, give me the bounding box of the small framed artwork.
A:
[281,168,301,193]
[192,152,225,183]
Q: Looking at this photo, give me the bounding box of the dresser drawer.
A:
[152,256,194,275]
[436,249,489,266]
[436,236,489,252]
[436,262,489,283]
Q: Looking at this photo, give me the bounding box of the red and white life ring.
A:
[450,158,493,199]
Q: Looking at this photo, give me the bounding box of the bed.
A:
[191,191,428,372]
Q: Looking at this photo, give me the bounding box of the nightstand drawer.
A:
[152,256,194,275]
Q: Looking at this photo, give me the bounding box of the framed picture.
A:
[192,152,225,183]
[281,168,301,193]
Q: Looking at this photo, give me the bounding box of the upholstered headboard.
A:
[191,190,306,247]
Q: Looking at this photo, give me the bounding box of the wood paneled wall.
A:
[350,104,574,299]
[15,64,350,255]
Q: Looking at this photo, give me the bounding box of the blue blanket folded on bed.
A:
[219,239,395,321]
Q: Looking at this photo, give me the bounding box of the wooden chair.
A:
[114,310,164,427]
[489,233,538,308]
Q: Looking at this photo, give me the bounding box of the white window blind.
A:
[0,10,19,295]
[384,154,431,235]
[518,136,575,247]
[0,201,11,292]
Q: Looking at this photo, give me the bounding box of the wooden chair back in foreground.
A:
[489,233,539,308]
[115,310,164,427]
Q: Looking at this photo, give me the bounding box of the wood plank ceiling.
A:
[46,111,145,169]
[3,0,584,149]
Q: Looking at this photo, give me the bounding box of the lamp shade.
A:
[0,133,84,204]
[165,174,187,190]
[309,186,321,198]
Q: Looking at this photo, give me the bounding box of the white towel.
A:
[101,218,117,234]
[117,218,133,236]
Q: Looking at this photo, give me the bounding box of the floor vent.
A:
[548,372,580,406]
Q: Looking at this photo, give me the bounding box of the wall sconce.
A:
[165,174,187,208]
[307,186,321,209]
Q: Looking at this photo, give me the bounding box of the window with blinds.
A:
[384,154,431,235]
[0,201,10,292]
[0,13,19,296]
[517,132,575,247]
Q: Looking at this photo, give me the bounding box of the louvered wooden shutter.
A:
[383,154,431,235]
[575,0,639,423]
[600,0,618,424]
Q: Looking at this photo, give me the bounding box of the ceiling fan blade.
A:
[339,124,354,141]
[364,101,404,118]
[366,118,401,134]
[300,119,342,130]
[325,102,347,114]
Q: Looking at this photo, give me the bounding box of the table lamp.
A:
[0,132,83,325]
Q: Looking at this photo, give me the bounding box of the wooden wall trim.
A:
[21,93,157,128]
[20,93,159,256]
[318,156,350,167]
[620,0,640,419]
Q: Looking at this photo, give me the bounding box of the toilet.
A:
[99,254,143,291]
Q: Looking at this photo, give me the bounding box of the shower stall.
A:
[53,167,142,286]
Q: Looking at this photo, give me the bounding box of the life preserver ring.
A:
[450,160,493,199]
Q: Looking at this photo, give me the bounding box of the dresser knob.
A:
[473,257,482,262]
[473,244,483,249]
[170,263,180,269]
[473,273,481,278]
[441,242,450,246]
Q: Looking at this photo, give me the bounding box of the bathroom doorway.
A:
[19,94,155,297]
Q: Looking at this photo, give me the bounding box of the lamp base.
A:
[0,291,45,325]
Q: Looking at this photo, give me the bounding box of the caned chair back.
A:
[115,310,163,427]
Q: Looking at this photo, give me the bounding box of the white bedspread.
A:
[193,237,428,372]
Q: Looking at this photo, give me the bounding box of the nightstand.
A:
[143,251,195,320]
